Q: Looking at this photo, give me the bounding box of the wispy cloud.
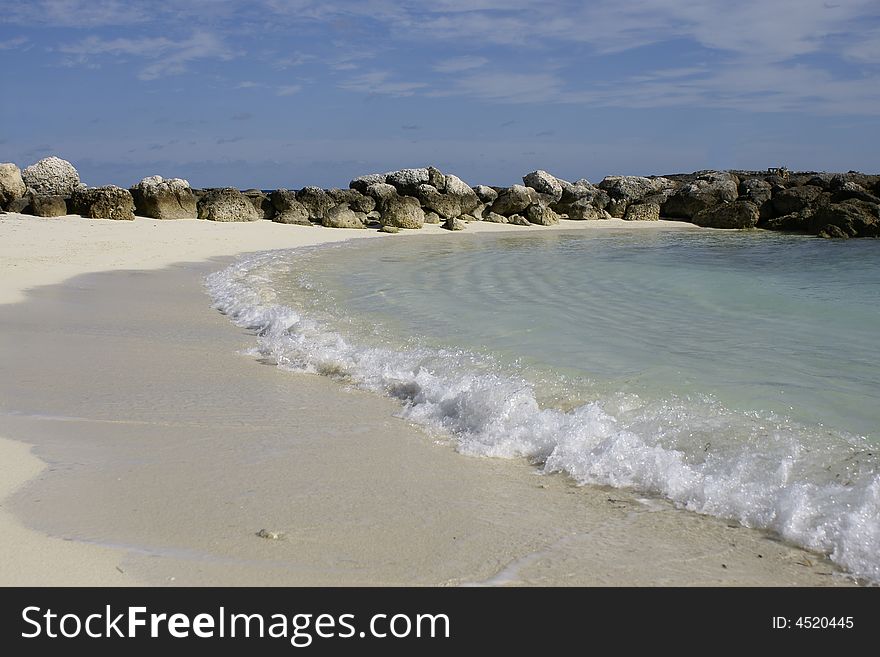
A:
[0,37,30,51]
[58,31,237,80]
[231,112,254,121]
[339,70,427,96]
[276,84,303,96]
[432,56,489,73]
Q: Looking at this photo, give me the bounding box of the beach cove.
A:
[0,213,857,586]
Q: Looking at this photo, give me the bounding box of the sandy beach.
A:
[0,213,854,586]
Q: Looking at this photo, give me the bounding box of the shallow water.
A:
[206,227,880,582]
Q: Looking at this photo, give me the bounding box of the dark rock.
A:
[444,216,466,231]
[624,202,660,221]
[818,224,849,239]
[426,166,446,191]
[197,188,260,222]
[472,185,498,203]
[423,211,442,224]
[321,203,366,229]
[243,189,274,220]
[270,189,311,225]
[4,196,31,214]
[663,180,738,219]
[130,176,197,219]
[349,173,388,193]
[692,200,760,229]
[379,194,425,229]
[31,195,67,217]
[524,203,560,226]
[328,188,376,214]
[71,186,135,220]
[809,200,879,237]
[380,224,400,233]
[364,182,398,203]
[483,211,508,223]
[508,214,530,226]
[296,186,334,220]
[770,185,825,217]
[490,184,536,216]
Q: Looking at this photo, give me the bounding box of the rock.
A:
[296,186,334,220]
[243,189,274,220]
[739,178,772,206]
[624,202,661,221]
[818,224,849,239]
[130,176,197,219]
[197,188,260,222]
[524,203,560,226]
[599,176,671,204]
[416,183,460,218]
[830,182,880,205]
[809,200,879,237]
[444,216,467,231]
[696,170,739,186]
[380,194,424,229]
[762,211,811,233]
[522,170,563,202]
[328,188,375,214]
[483,211,508,223]
[21,156,80,196]
[692,200,760,229]
[469,204,486,220]
[270,189,311,225]
[256,529,284,540]
[0,163,27,209]
[322,203,366,229]
[423,211,441,224]
[508,214,530,226]
[4,196,31,213]
[71,185,135,220]
[444,174,482,215]
[31,195,67,217]
[427,166,446,191]
[473,185,498,203]
[385,168,430,195]
[490,184,535,216]
[364,182,398,203]
[770,185,825,217]
[380,224,400,233]
[349,173,388,193]
[663,180,738,219]
[558,198,600,220]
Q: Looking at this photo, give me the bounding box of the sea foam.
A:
[206,248,880,583]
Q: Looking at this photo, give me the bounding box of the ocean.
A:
[206,226,880,582]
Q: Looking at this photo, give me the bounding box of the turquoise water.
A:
[207,227,880,582]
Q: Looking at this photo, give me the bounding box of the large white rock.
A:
[22,156,80,196]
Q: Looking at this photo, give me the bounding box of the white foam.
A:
[206,250,880,583]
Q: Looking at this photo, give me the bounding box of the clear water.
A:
[206,228,880,582]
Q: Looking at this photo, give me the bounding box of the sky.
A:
[1,0,879,189]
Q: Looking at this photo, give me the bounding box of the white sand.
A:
[0,213,849,586]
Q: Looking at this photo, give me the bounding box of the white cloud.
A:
[58,31,237,80]
[432,56,489,73]
[339,70,427,96]
[276,84,303,96]
[0,37,29,50]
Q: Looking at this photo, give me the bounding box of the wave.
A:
[206,247,880,583]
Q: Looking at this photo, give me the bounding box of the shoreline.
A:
[0,213,855,586]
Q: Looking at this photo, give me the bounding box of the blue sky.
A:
[1,0,879,188]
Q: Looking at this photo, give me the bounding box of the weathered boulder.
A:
[242,189,274,220]
[322,204,366,229]
[524,203,560,226]
[808,200,879,237]
[197,188,260,222]
[380,224,400,233]
[739,178,773,217]
[490,184,536,216]
[483,211,508,223]
[423,211,442,224]
[623,202,660,221]
[31,195,67,217]
[695,170,740,186]
[426,166,446,191]
[770,185,825,217]
[270,189,311,225]
[444,174,481,215]
[0,163,27,209]
[364,182,398,203]
[522,170,563,203]
[662,180,738,219]
[349,173,388,193]
[379,194,425,229]
[508,214,530,226]
[598,176,672,213]
[472,185,498,204]
[830,182,880,205]
[295,186,334,220]
[328,188,375,214]
[416,184,460,218]
[444,216,466,231]
[21,156,80,196]
[818,224,849,239]
[71,185,135,220]
[557,197,600,220]
[385,168,430,195]
[692,200,760,229]
[130,176,197,219]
